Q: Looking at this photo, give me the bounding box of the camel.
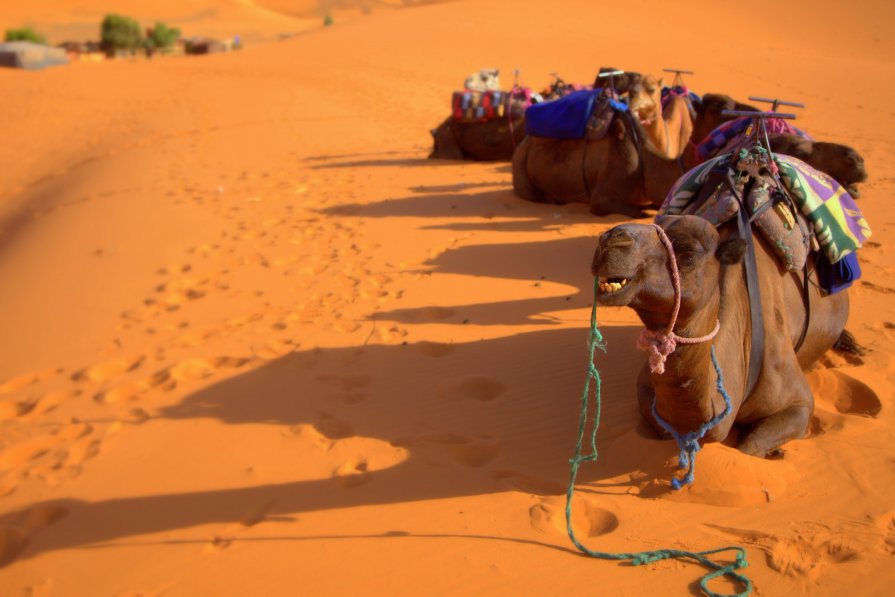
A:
[590,215,851,458]
[464,68,500,92]
[627,76,694,160]
[512,82,759,217]
[430,68,640,162]
[766,134,868,198]
[429,116,525,161]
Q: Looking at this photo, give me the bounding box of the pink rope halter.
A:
[637,224,720,374]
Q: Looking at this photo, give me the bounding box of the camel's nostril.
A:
[604,238,634,249]
[602,228,635,249]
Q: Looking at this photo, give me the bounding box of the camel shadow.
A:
[372,234,606,327]
[0,327,674,566]
[319,188,642,234]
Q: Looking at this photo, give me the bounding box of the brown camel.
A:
[512,84,756,217]
[627,76,694,159]
[767,133,868,198]
[512,98,700,217]
[590,215,850,457]
[429,116,525,161]
[430,68,641,162]
[690,93,758,150]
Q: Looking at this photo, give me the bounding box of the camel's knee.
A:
[737,404,811,458]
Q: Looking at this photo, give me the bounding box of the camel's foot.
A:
[589,201,648,219]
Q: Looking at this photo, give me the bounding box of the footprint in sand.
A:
[205,499,280,552]
[72,356,145,383]
[491,470,566,496]
[376,325,408,344]
[156,264,192,276]
[393,433,501,468]
[151,356,251,390]
[438,376,508,402]
[529,495,619,538]
[807,369,882,417]
[251,339,299,360]
[312,413,355,440]
[861,280,895,294]
[95,381,148,404]
[0,368,61,395]
[332,459,370,488]
[315,374,370,404]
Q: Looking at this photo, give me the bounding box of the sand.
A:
[1,0,894,595]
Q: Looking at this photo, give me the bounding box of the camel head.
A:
[590,215,746,328]
[813,141,868,198]
[692,93,758,144]
[627,76,663,124]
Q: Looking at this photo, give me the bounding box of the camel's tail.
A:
[833,329,865,356]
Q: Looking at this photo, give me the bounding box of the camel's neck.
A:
[639,98,693,160]
[640,115,670,157]
[640,265,748,438]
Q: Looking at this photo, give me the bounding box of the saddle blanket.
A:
[661,86,701,108]
[662,152,871,266]
[696,116,812,162]
[524,88,628,140]
[451,88,535,123]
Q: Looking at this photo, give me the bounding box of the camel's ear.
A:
[716,238,747,264]
[657,77,664,89]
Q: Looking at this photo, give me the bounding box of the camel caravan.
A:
[428,68,873,484]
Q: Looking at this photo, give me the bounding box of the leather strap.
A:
[726,172,765,401]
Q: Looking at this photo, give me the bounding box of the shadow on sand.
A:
[0,326,672,565]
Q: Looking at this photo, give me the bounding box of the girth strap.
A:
[727,172,765,400]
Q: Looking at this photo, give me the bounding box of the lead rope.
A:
[566,278,752,597]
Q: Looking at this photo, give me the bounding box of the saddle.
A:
[661,86,700,120]
[451,87,536,123]
[661,144,871,397]
[524,88,628,140]
[695,116,812,163]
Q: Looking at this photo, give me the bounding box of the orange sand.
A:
[1,1,894,595]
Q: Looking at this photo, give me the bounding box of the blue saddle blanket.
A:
[524,89,626,139]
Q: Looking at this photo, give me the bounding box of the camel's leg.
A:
[589,176,649,217]
[736,403,811,458]
[511,139,547,203]
[430,123,465,161]
[636,366,671,439]
[589,195,648,218]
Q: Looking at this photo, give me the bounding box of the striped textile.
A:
[451,88,535,123]
[695,116,812,162]
[662,153,870,264]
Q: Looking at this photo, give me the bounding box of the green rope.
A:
[564,278,753,597]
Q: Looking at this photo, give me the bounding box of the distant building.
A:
[0,41,69,70]
[181,36,239,55]
[57,41,104,62]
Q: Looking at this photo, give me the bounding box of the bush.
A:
[5,27,47,44]
[145,22,180,53]
[100,14,143,53]
[323,14,334,27]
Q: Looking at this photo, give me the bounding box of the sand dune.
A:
[1,0,894,595]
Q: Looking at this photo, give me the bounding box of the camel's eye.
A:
[672,238,704,267]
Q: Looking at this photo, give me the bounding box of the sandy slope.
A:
[1,0,894,595]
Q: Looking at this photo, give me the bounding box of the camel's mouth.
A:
[845,183,861,198]
[598,276,629,294]
[595,274,637,305]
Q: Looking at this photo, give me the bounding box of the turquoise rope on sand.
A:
[565,278,753,597]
